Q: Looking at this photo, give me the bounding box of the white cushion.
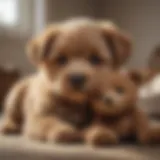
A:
[139,74,160,116]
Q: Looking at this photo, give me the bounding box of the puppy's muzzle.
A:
[68,74,87,90]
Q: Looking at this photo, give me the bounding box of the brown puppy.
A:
[85,70,153,146]
[0,18,131,141]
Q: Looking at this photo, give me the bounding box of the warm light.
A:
[0,0,18,26]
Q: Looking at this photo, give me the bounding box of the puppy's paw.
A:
[48,127,80,144]
[86,127,118,146]
[0,121,20,134]
[23,126,47,141]
[25,130,46,141]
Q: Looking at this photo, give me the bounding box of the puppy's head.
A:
[89,69,148,117]
[27,18,131,102]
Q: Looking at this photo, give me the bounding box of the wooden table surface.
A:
[0,135,160,160]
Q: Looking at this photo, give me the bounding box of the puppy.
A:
[85,70,154,146]
[0,18,131,141]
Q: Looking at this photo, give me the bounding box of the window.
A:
[0,0,36,37]
[0,0,18,27]
[0,0,46,37]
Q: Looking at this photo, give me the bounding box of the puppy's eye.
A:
[115,86,125,94]
[89,54,102,65]
[56,55,68,66]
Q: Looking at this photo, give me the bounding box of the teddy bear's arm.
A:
[84,124,118,146]
[133,106,150,144]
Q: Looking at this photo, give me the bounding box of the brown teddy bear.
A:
[85,69,160,146]
[0,18,131,141]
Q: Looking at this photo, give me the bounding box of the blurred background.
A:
[0,0,160,75]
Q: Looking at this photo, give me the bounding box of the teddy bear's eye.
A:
[89,54,103,65]
[56,55,68,66]
[115,86,125,94]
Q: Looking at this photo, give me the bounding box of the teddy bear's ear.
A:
[128,70,144,86]
[127,69,155,86]
[148,45,160,71]
[98,21,131,68]
[26,26,59,65]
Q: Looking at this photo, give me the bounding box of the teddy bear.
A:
[85,69,160,146]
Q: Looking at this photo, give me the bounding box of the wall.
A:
[101,0,160,68]
[0,36,33,75]
[46,0,101,23]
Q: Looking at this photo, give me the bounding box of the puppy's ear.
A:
[26,26,59,65]
[127,69,155,86]
[99,21,131,68]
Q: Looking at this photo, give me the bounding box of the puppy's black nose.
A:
[69,74,86,89]
[104,97,113,106]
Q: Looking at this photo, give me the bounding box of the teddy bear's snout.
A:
[104,96,113,106]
